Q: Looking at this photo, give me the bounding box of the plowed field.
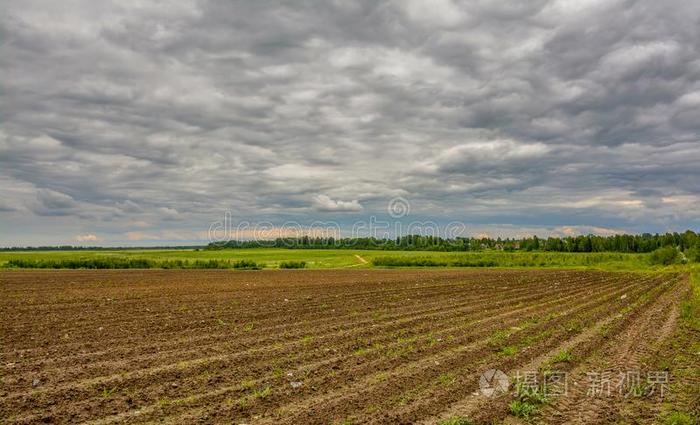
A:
[0,269,689,424]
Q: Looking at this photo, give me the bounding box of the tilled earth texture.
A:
[0,269,694,424]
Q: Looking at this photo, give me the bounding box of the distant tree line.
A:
[4,231,698,258]
[208,230,700,254]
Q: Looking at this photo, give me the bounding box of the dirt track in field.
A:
[0,269,686,424]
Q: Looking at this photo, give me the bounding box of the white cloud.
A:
[430,140,551,173]
[76,234,101,242]
[312,195,363,212]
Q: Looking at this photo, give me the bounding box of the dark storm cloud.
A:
[1,0,699,245]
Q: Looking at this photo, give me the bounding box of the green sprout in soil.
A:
[100,386,118,398]
[552,349,572,363]
[500,346,518,356]
[509,382,549,419]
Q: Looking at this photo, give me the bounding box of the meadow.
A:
[0,248,667,271]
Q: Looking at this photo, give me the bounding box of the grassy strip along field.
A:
[649,272,700,424]
[0,248,679,270]
[3,258,264,270]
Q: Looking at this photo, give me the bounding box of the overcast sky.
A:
[1,0,699,246]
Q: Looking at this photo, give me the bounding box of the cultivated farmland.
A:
[0,269,695,424]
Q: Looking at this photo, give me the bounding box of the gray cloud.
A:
[1,0,699,245]
[32,189,78,216]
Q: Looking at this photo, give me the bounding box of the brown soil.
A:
[0,269,687,424]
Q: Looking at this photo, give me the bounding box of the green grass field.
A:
[0,249,364,269]
[0,248,692,272]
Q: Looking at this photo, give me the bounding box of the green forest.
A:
[209,230,700,256]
